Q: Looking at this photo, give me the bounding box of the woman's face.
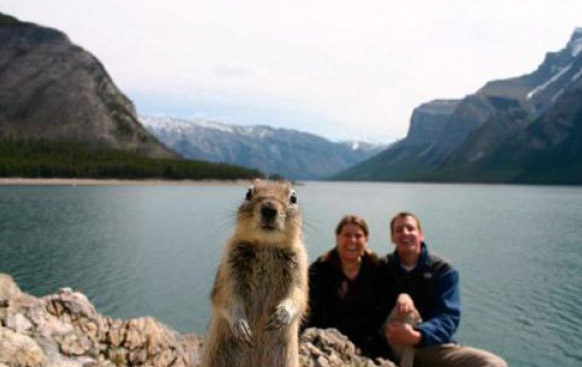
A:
[336,223,367,263]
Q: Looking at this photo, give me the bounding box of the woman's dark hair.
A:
[335,215,369,238]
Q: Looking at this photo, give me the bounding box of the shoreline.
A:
[0,177,255,186]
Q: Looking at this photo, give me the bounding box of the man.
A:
[379,212,507,367]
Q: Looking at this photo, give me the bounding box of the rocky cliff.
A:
[405,100,459,147]
[333,28,582,184]
[0,274,395,367]
[0,13,175,159]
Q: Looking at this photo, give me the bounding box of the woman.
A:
[304,215,384,357]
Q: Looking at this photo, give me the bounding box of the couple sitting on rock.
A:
[303,212,507,367]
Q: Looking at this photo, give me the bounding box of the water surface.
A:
[1,181,581,367]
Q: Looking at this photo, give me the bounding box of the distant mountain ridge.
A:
[0,12,174,158]
[142,116,387,180]
[333,28,582,184]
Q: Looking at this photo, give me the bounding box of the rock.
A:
[0,326,48,367]
[0,274,36,326]
[299,328,396,367]
[0,274,196,367]
[0,273,395,367]
[127,348,147,365]
[106,318,124,347]
[4,312,33,334]
[183,334,203,367]
[105,347,127,366]
[0,274,22,301]
[57,331,92,356]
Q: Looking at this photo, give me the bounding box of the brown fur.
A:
[202,179,308,367]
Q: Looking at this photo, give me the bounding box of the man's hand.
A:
[396,293,415,317]
[385,321,422,346]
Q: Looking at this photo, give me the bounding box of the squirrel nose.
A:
[261,204,277,220]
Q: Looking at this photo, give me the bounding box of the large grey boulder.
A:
[0,274,199,367]
[0,274,393,367]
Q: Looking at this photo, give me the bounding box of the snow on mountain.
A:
[194,119,234,133]
[141,116,234,133]
[527,64,573,100]
[331,27,582,184]
[140,116,387,180]
[519,28,582,115]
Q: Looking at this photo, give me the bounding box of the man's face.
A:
[391,215,423,257]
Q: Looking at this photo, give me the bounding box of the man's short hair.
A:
[390,212,422,234]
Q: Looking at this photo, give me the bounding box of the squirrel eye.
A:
[245,188,253,201]
[290,192,297,204]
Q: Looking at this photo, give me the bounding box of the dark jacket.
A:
[378,242,461,347]
[303,248,384,357]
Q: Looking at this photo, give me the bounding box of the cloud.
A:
[2,0,582,142]
[213,65,252,78]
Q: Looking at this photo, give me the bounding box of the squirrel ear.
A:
[245,187,253,201]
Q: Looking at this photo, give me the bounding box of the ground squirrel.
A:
[202,179,308,367]
[384,293,422,367]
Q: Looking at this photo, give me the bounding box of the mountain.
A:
[0,12,263,180]
[0,12,174,158]
[141,116,387,180]
[333,28,582,184]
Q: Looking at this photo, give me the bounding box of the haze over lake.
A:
[1,181,581,367]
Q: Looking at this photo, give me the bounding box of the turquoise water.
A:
[1,181,581,367]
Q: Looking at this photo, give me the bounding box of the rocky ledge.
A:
[0,274,395,367]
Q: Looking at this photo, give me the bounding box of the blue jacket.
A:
[379,242,461,347]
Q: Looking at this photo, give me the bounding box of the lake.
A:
[1,181,581,367]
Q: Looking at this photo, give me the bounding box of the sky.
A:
[1,0,581,143]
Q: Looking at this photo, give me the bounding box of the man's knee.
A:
[484,353,508,367]
[415,344,507,367]
[464,346,507,367]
